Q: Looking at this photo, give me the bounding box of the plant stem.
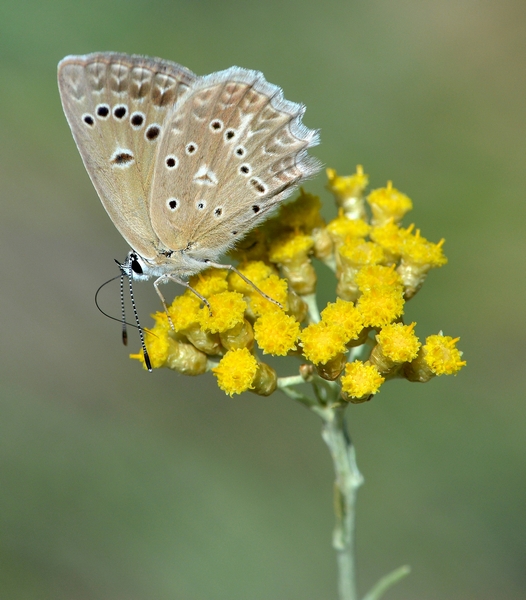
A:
[321,406,364,600]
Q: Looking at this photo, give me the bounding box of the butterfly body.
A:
[58,52,320,280]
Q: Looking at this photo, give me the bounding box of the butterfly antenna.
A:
[120,269,128,346]
[126,259,153,372]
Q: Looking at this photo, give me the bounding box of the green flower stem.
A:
[279,374,363,600]
[320,405,363,600]
[302,292,322,323]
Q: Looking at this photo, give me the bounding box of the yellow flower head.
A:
[357,287,405,328]
[367,181,413,226]
[228,261,277,295]
[401,230,447,268]
[188,268,229,298]
[339,238,385,267]
[326,213,371,245]
[268,233,314,264]
[248,274,289,316]
[300,321,348,365]
[130,328,170,370]
[212,347,258,396]
[375,322,421,363]
[168,293,202,332]
[355,264,404,293]
[320,298,364,343]
[276,189,325,232]
[326,166,369,201]
[422,334,466,375]
[199,291,247,333]
[340,361,385,400]
[370,221,413,259]
[254,311,300,356]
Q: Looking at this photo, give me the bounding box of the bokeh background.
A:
[1,1,525,598]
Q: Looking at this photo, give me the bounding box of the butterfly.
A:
[58,52,320,367]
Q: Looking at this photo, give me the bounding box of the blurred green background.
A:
[1,0,525,598]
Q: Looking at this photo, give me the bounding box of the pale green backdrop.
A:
[1,1,524,599]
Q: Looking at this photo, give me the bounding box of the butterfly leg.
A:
[154,274,211,330]
[203,261,283,309]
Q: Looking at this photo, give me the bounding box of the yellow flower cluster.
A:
[132,166,465,401]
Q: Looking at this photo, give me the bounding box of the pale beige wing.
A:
[149,66,320,262]
[58,52,196,259]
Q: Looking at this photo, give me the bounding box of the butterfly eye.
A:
[209,119,224,132]
[82,113,95,126]
[167,198,179,211]
[96,104,110,119]
[113,104,128,119]
[130,256,143,275]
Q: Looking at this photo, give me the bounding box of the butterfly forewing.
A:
[58,52,196,259]
[149,67,320,260]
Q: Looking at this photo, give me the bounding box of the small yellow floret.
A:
[370,221,413,258]
[130,329,170,370]
[401,230,448,268]
[326,213,371,243]
[367,182,413,225]
[277,189,325,232]
[339,239,385,266]
[355,264,404,293]
[376,322,421,363]
[320,298,364,343]
[422,334,466,375]
[326,166,369,199]
[300,322,348,365]
[268,233,314,264]
[168,293,202,332]
[199,291,247,333]
[357,287,405,328]
[188,268,229,297]
[254,311,300,355]
[248,274,289,316]
[228,261,277,295]
[341,361,384,398]
[212,348,258,396]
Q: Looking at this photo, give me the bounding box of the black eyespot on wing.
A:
[225,129,236,140]
[252,205,260,213]
[111,152,134,165]
[97,105,109,117]
[83,114,94,126]
[131,113,144,127]
[166,157,176,167]
[146,125,160,140]
[113,106,127,119]
[214,207,223,217]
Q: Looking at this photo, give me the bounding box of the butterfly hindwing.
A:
[149,67,320,261]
